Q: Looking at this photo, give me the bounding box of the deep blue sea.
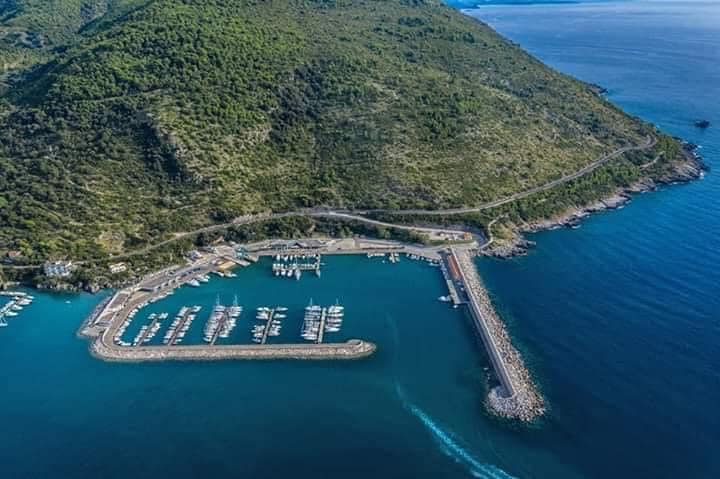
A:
[2,1,719,478]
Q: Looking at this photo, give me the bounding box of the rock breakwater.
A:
[453,248,545,421]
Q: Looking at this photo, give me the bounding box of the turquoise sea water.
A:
[2,1,719,477]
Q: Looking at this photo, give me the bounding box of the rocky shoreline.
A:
[483,144,707,258]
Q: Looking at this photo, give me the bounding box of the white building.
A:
[44,261,73,278]
[108,262,127,274]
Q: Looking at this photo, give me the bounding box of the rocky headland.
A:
[483,143,707,258]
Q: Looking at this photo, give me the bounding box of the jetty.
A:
[134,314,161,347]
[260,308,275,345]
[317,308,327,344]
[209,308,229,345]
[91,338,375,362]
[447,247,544,421]
[167,309,192,346]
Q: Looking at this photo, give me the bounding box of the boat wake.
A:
[395,382,515,479]
[385,314,514,479]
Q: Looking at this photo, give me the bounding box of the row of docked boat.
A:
[272,265,303,280]
[301,302,322,341]
[131,312,170,346]
[324,303,344,333]
[114,296,158,346]
[221,298,242,339]
[301,300,345,341]
[203,296,242,343]
[0,293,33,326]
[212,270,237,278]
[274,253,320,262]
[148,290,173,304]
[163,305,201,345]
[187,274,210,288]
[366,252,400,263]
[113,306,137,346]
[203,301,226,342]
[252,306,288,343]
[405,252,440,266]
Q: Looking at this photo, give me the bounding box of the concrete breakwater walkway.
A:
[450,247,544,421]
[91,338,376,362]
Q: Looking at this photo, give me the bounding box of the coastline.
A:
[483,144,707,258]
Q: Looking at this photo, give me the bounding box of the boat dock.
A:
[439,252,464,306]
[317,308,327,344]
[260,308,275,345]
[271,253,322,279]
[134,314,162,347]
[448,247,544,421]
[209,309,229,345]
[167,309,192,346]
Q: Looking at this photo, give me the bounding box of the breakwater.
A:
[450,247,544,421]
[91,337,376,362]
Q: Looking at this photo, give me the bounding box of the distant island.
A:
[0,0,704,289]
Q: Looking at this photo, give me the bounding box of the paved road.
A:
[308,211,466,236]
[1,136,655,268]
[368,135,656,216]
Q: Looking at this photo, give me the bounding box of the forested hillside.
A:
[0,0,686,260]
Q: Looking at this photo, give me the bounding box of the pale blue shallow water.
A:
[1,1,719,478]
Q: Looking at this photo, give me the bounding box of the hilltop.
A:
[0,0,696,267]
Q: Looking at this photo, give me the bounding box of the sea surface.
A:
[2,1,719,477]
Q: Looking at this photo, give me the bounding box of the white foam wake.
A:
[396,383,515,479]
[386,315,514,479]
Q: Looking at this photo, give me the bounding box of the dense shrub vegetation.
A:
[0,0,684,261]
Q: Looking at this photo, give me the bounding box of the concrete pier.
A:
[135,314,161,347]
[92,338,376,362]
[317,308,327,344]
[209,309,228,345]
[448,247,544,421]
[167,309,191,346]
[260,308,275,345]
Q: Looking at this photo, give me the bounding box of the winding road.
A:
[1,136,655,269]
[368,135,656,216]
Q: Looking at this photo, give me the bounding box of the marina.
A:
[79,243,382,361]
[3,2,719,477]
[77,235,542,420]
[77,236,541,417]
